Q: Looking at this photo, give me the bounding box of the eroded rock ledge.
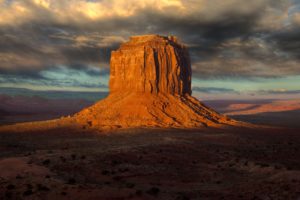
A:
[110,35,191,95]
[73,35,242,129]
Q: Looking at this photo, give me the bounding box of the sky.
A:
[0,0,300,100]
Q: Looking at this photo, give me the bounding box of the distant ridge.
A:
[0,87,108,101]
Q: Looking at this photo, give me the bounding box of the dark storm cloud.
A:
[0,22,119,82]
[142,10,259,41]
[0,0,299,87]
[61,46,103,63]
[269,27,300,59]
[0,67,52,81]
[0,24,120,62]
[130,7,263,64]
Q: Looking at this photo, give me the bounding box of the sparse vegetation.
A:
[102,170,109,175]
[67,178,76,185]
[0,123,299,199]
[23,189,33,196]
[37,184,50,191]
[147,187,160,196]
[60,156,66,162]
[6,184,15,190]
[125,182,135,188]
[42,159,50,165]
[5,191,12,199]
[71,154,76,160]
[135,189,143,196]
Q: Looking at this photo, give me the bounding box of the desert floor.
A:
[0,126,299,200]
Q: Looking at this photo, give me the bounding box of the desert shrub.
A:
[135,189,143,196]
[71,154,76,160]
[37,184,50,191]
[15,175,23,179]
[147,187,160,196]
[23,189,33,196]
[102,170,110,175]
[126,183,135,188]
[67,178,76,185]
[176,194,190,200]
[5,191,12,199]
[42,159,50,165]
[6,184,15,190]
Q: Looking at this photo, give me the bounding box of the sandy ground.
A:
[0,126,299,200]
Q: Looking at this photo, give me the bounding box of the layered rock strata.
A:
[109,35,191,95]
[74,35,239,128]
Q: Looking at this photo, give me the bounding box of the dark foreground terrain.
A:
[0,127,299,200]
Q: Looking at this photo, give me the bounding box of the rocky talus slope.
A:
[73,35,241,128]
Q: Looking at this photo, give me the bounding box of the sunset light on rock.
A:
[0,1,300,199]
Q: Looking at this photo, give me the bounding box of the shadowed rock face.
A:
[73,35,242,129]
[109,35,191,95]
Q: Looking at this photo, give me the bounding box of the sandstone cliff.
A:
[109,35,191,95]
[73,35,241,129]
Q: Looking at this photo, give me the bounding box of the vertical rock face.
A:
[109,35,191,95]
[73,35,242,129]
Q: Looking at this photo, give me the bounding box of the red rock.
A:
[109,35,191,95]
[73,35,241,129]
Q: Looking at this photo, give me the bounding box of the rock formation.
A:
[109,35,191,95]
[73,35,240,128]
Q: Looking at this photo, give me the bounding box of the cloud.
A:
[257,89,300,95]
[270,28,300,59]
[0,24,119,76]
[192,87,239,94]
[1,0,300,90]
[0,65,108,89]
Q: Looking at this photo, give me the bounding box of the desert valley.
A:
[0,35,299,200]
[1,1,300,199]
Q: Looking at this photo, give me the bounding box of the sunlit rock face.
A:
[73,35,241,129]
[109,35,191,95]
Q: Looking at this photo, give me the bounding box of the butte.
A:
[73,35,242,129]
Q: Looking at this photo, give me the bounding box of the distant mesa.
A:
[72,34,241,129]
